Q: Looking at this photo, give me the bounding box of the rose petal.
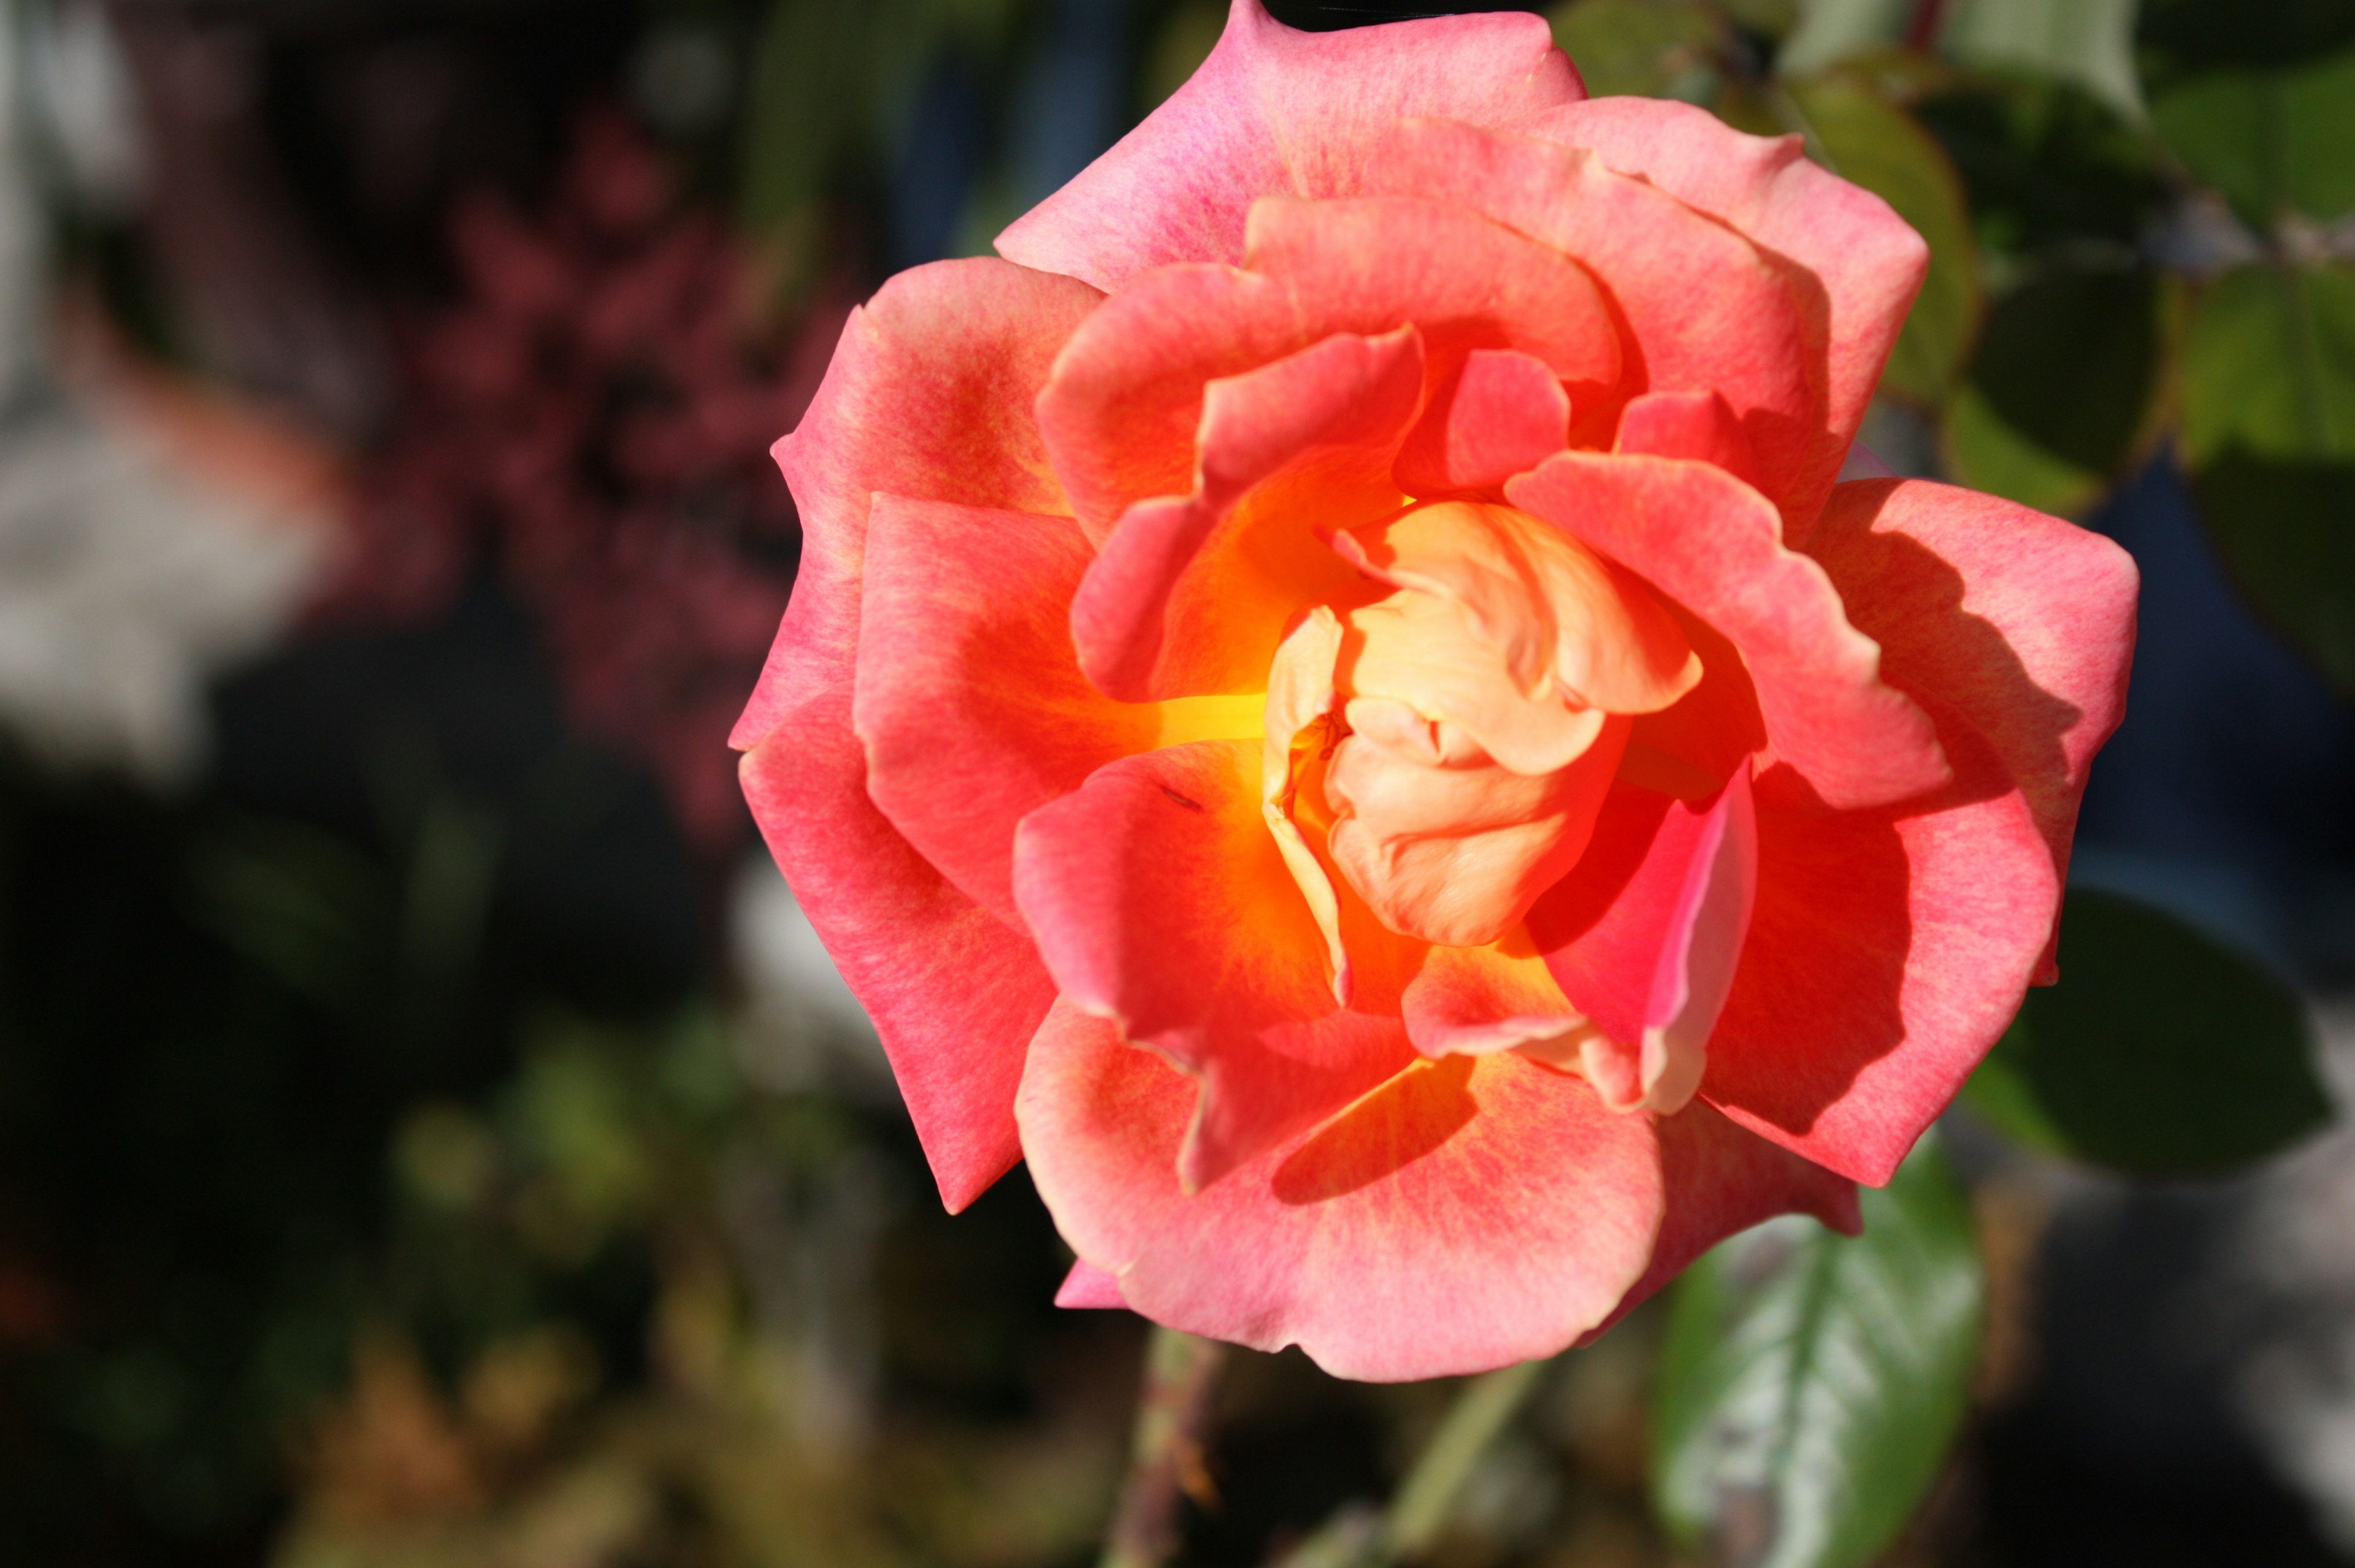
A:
[742,731,1056,1214]
[1575,1100,1859,1345]
[1070,328,1422,702]
[1400,939,1591,1058]
[1336,500,1701,729]
[1018,1000,1664,1381]
[738,258,1101,751]
[737,259,1100,1213]
[1804,478,2139,980]
[1038,196,1620,544]
[995,0,1578,290]
[1528,766,1758,1115]
[1702,722,2061,1185]
[1041,190,1629,543]
[856,495,1261,925]
[1055,1260,1129,1310]
[1615,388,1763,492]
[1362,120,1822,522]
[1509,451,1949,812]
[1012,740,1419,1191]
[1396,347,1573,495]
[1519,97,1929,538]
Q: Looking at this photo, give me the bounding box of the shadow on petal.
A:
[1273,1055,1477,1204]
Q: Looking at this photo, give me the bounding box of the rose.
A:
[733,0,2137,1380]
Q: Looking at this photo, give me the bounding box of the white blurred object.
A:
[21,0,147,214]
[0,406,320,781]
[2231,1001,2355,1550]
[729,853,897,1102]
[0,0,323,784]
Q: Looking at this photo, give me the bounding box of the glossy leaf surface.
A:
[1651,1136,1982,1568]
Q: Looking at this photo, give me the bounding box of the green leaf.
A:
[2181,261,2355,688]
[1790,77,1982,403]
[1547,0,1725,102]
[1943,264,2164,514]
[1912,74,2170,255]
[2149,45,2355,227]
[1965,890,2329,1177]
[1651,1135,1983,1568]
[1938,0,2144,123]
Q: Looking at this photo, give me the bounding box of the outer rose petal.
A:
[995,0,1579,291]
[1508,451,1949,812]
[1017,1000,1664,1381]
[1575,1101,1859,1345]
[1702,722,2061,1185]
[1519,98,1928,538]
[1012,740,1419,1191]
[737,260,1100,1212]
[1056,1261,1128,1309]
[1528,767,1758,1116]
[737,259,1100,750]
[856,496,1260,924]
[1070,329,1421,702]
[743,732,1057,1213]
[1804,478,2139,979]
[1362,120,1821,521]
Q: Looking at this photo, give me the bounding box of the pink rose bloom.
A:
[735,0,2137,1379]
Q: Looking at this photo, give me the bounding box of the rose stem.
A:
[1100,1326,1230,1568]
[1267,1356,1550,1568]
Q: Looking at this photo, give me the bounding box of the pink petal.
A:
[1508,451,1948,812]
[1396,348,1573,494]
[737,258,1100,751]
[742,730,1056,1213]
[995,0,1579,291]
[1011,740,1418,1191]
[1518,98,1929,540]
[857,496,1250,924]
[735,260,1099,1212]
[1361,120,1821,523]
[1528,766,1758,1115]
[1615,389,1762,492]
[1017,1000,1664,1381]
[1702,722,2061,1185]
[1069,328,1422,702]
[1038,196,1620,545]
[1055,1261,1129,1310]
[1400,940,1587,1058]
[1804,479,2138,980]
[1576,1101,1859,1345]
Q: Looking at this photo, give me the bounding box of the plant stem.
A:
[1100,1326,1229,1568]
[1268,1356,1550,1568]
[1382,1358,1547,1561]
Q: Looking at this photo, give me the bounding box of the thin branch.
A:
[1100,1327,1230,1568]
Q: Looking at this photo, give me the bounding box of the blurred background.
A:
[3,0,2355,1562]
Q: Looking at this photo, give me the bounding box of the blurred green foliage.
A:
[1966,890,2330,1176]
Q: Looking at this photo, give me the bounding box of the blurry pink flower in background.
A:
[329,110,844,853]
[737,0,2139,1379]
